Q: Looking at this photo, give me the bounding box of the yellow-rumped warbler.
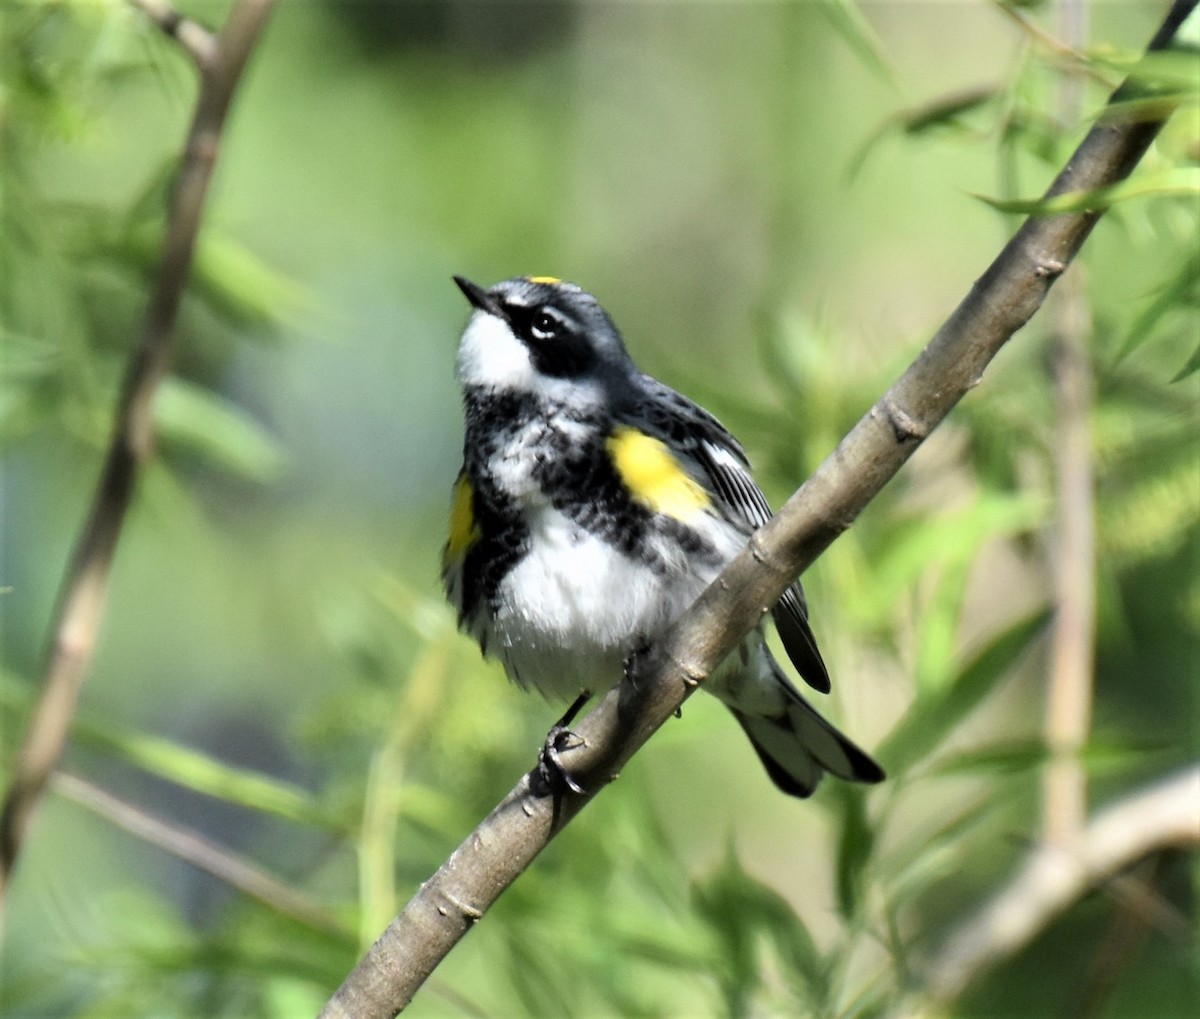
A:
[442,275,883,797]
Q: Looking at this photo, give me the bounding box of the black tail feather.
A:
[729,689,885,799]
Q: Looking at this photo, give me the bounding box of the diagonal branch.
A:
[130,0,218,69]
[913,765,1200,1012]
[1043,0,1097,849]
[319,2,1198,1015]
[0,0,276,933]
[52,772,349,940]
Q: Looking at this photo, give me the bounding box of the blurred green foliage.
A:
[1,1,1196,1017]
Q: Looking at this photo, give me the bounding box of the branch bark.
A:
[0,0,275,935]
[320,3,1197,1015]
[1042,0,1097,849]
[52,772,348,940]
[129,0,219,69]
[913,765,1200,1012]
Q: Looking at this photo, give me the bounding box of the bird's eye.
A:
[530,308,562,341]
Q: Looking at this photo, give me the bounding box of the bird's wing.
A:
[630,376,831,694]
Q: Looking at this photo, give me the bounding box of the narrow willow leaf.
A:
[1100,93,1199,126]
[973,167,1200,214]
[156,377,287,482]
[190,232,314,328]
[902,86,998,135]
[929,739,1051,776]
[818,0,895,86]
[613,929,717,976]
[122,224,312,329]
[848,86,996,179]
[1078,737,1176,774]
[855,492,1046,625]
[882,797,998,907]
[1170,342,1200,381]
[1095,49,1200,94]
[73,718,342,831]
[835,786,874,920]
[878,609,1052,775]
[1118,252,1199,362]
[692,845,829,1011]
[1099,455,1200,563]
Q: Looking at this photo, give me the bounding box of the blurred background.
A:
[1,0,1196,1016]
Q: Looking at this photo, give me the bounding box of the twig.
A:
[995,0,1118,92]
[318,3,1198,1015]
[912,765,1200,1012]
[0,0,275,934]
[52,772,349,940]
[1042,0,1096,849]
[1074,857,1166,1019]
[1044,272,1097,845]
[130,0,218,70]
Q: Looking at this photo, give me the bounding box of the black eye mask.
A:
[504,302,596,379]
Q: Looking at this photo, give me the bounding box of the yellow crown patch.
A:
[526,276,561,285]
[606,426,711,521]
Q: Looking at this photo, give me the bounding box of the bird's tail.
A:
[726,664,885,798]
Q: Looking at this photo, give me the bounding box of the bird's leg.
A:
[621,642,653,692]
[537,690,590,795]
[625,643,681,716]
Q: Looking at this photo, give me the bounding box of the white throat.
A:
[456,312,536,390]
[456,311,603,407]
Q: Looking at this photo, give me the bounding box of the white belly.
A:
[485,505,727,698]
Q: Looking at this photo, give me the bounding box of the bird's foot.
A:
[622,643,653,691]
[535,691,590,796]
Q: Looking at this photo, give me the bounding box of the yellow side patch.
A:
[526,275,561,285]
[606,426,711,520]
[445,473,481,565]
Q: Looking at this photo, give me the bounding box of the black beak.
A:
[453,276,501,316]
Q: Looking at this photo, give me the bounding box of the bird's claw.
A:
[533,690,590,796]
[622,643,653,690]
[538,724,587,795]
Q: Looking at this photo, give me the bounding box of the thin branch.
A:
[0,0,275,933]
[995,0,1118,92]
[1043,272,1097,845]
[319,3,1198,1015]
[1042,0,1097,849]
[1076,857,1171,1019]
[913,765,1200,1011]
[52,772,349,940]
[130,0,219,70]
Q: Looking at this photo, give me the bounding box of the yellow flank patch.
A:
[526,275,561,285]
[606,426,711,520]
[445,474,481,565]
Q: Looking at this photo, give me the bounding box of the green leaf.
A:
[882,797,999,907]
[929,739,1051,776]
[973,168,1200,215]
[1078,737,1176,774]
[71,717,343,832]
[1099,454,1200,564]
[190,231,314,329]
[848,86,996,179]
[1118,252,1200,363]
[901,86,998,135]
[156,376,287,482]
[878,609,1052,775]
[121,223,313,330]
[818,0,896,86]
[835,786,875,920]
[1098,49,1200,95]
[855,492,1047,629]
[692,845,829,1013]
[1100,93,1199,127]
[1170,342,1200,382]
